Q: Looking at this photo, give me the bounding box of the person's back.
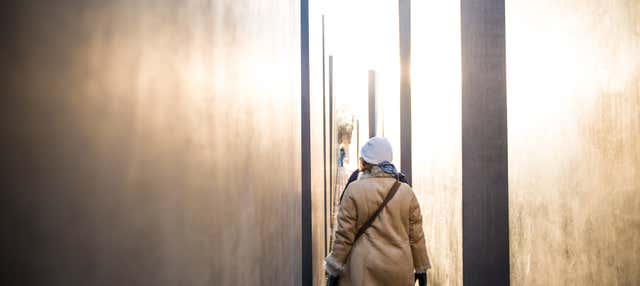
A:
[325,137,430,286]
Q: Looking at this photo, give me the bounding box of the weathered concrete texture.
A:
[507,0,640,285]
[308,1,327,284]
[461,0,510,284]
[411,1,463,284]
[0,1,301,285]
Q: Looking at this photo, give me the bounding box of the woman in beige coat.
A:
[325,137,431,286]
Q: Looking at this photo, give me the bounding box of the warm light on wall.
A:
[506,0,639,140]
[506,1,640,284]
[411,1,463,285]
[412,0,461,147]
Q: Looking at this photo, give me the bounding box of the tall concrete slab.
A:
[399,0,412,184]
[0,1,302,285]
[307,2,324,285]
[411,0,463,285]
[506,0,640,284]
[461,0,510,284]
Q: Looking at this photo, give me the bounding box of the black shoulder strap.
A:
[352,180,402,246]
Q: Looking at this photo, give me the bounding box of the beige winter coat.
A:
[325,167,431,286]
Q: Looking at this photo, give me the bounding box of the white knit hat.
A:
[360,137,393,165]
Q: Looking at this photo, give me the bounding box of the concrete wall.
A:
[308,1,326,284]
[507,0,640,285]
[0,1,301,285]
[411,1,463,285]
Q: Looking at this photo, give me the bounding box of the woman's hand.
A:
[325,272,339,286]
[414,272,427,286]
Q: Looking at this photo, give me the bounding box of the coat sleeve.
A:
[325,187,358,276]
[409,193,431,272]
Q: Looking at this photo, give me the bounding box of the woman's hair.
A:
[359,158,376,172]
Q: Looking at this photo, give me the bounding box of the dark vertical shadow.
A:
[461,0,510,285]
[328,55,334,238]
[321,14,328,258]
[369,70,377,138]
[399,0,412,184]
[300,0,312,284]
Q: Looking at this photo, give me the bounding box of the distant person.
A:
[339,146,345,167]
[325,137,430,286]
